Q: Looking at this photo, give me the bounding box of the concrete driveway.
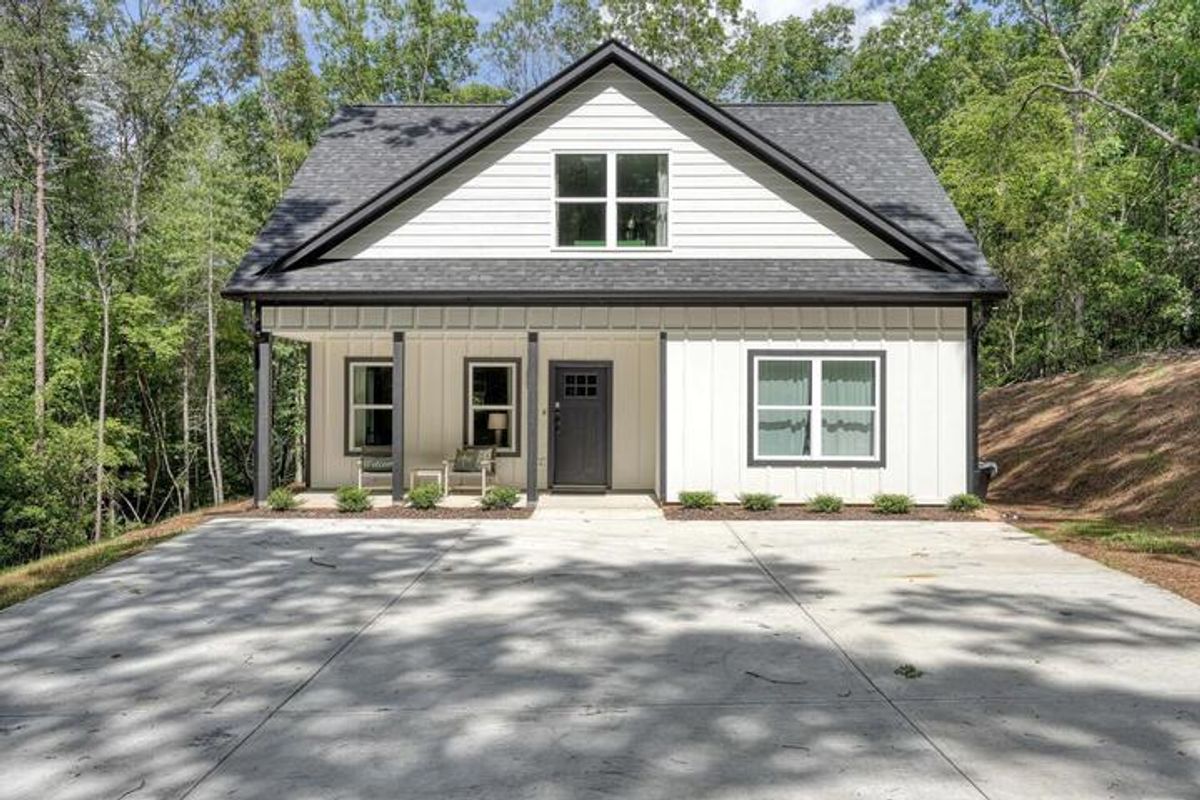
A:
[1,517,1197,799]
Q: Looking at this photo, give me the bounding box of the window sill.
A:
[748,458,884,469]
[550,247,673,253]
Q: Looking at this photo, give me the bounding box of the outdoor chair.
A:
[442,446,496,496]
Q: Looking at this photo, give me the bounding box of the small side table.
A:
[408,467,445,492]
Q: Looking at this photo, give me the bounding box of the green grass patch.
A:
[0,510,209,612]
[1058,519,1199,556]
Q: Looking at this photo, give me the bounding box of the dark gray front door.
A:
[551,362,611,488]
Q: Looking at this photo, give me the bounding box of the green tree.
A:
[482,0,602,96]
[738,5,856,101]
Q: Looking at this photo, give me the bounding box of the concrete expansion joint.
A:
[721,522,994,800]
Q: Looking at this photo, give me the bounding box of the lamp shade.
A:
[486,412,508,431]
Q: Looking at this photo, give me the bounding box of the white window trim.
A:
[749,352,883,466]
[346,359,392,454]
[552,151,671,251]
[465,359,519,455]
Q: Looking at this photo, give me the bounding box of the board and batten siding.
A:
[665,308,968,504]
[290,306,966,502]
[306,330,658,490]
[325,65,900,261]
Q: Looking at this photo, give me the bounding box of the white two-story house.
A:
[224,40,1007,507]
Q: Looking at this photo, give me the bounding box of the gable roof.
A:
[226,40,1005,301]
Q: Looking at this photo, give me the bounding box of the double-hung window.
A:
[465,359,519,455]
[346,360,392,453]
[749,351,883,465]
[555,153,668,248]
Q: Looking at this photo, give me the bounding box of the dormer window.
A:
[555,153,669,248]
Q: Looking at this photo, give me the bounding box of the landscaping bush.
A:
[807,493,844,513]
[738,492,779,512]
[406,482,444,510]
[872,493,913,514]
[481,485,520,510]
[946,493,984,512]
[334,486,372,513]
[678,490,717,510]
[266,486,302,511]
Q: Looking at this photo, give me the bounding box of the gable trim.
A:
[271,40,968,275]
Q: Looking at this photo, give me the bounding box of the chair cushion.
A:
[362,457,392,473]
[452,447,493,472]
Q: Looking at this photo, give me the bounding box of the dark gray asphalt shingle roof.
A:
[238,258,1000,301]
[227,101,1003,298]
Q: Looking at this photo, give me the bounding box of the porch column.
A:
[253,332,272,507]
[658,331,667,502]
[526,332,539,504]
[392,332,405,503]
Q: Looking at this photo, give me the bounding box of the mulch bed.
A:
[664,505,985,521]
[1059,538,1200,606]
[239,506,533,520]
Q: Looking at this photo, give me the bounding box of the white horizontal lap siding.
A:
[327,66,900,261]
[665,307,968,505]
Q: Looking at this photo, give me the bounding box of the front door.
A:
[550,362,611,489]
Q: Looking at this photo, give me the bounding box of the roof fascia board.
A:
[227,288,1007,305]
[273,40,969,275]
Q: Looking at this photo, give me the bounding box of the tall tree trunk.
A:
[33,139,47,448]
[181,348,191,513]
[1,187,21,354]
[204,195,224,505]
[92,266,110,543]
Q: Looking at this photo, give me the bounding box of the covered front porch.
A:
[251,305,665,507]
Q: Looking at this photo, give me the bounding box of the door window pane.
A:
[758,360,811,406]
[557,202,605,247]
[617,153,668,197]
[616,202,667,247]
[822,361,875,406]
[758,410,811,457]
[556,153,606,197]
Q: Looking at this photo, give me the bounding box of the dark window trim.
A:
[746,349,887,468]
[462,357,522,457]
[343,356,393,457]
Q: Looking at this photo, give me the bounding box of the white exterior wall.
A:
[326,66,900,261]
[665,307,968,505]
[282,305,966,503]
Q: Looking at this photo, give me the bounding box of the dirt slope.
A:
[979,351,1200,526]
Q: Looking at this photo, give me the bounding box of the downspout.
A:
[968,301,996,495]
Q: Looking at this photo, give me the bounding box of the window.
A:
[346,360,392,453]
[555,153,668,248]
[749,351,883,465]
[465,359,519,454]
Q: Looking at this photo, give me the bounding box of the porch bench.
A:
[356,446,394,490]
[442,446,496,496]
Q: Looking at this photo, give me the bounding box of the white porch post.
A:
[658,330,667,502]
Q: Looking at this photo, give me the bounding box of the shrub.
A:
[334,486,372,513]
[946,493,984,512]
[808,493,844,513]
[738,492,779,512]
[406,482,444,510]
[266,486,302,512]
[678,490,717,510]
[481,485,520,510]
[873,493,913,514]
